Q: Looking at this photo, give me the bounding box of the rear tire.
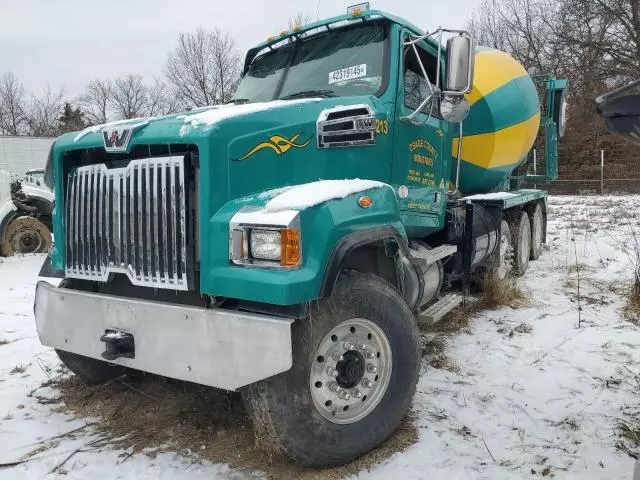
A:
[510,211,531,276]
[530,204,544,260]
[56,349,126,385]
[1,216,52,256]
[241,271,420,467]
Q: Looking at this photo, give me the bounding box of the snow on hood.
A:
[73,117,151,143]
[263,179,389,213]
[71,98,322,143]
[178,98,322,136]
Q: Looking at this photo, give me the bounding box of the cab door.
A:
[392,31,449,236]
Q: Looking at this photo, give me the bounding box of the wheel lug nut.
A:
[339,391,351,400]
[362,378,373,388]
[367,364,378,373]
[352,389,362,398]
[332,352,344,361]
[344,342,355,350]
[327,367,339,377]
[365,351,375,359]
[329,382,342,392]
[357,342,367,350]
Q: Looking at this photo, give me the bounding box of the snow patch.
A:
[264,179,388,213]
[73,117,151,143]
[178,98,322,136]
[462,192,520,200]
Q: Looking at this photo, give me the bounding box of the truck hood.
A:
[65,98,324,146]
[55,95,389,213]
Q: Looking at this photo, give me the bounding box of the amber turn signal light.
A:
[358,196,373,208]
[281,229,301,266]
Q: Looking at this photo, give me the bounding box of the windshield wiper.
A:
[280,89,337,100]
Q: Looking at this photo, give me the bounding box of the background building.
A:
[0,136,55,176]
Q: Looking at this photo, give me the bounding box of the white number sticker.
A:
[328,64,367,85]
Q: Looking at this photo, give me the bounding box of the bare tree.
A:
[0,72,27,135]
[78,79,112,125]
[26,85,64,136]
[146,78,179,116]
[110,74,148,119]
[590,0,640,82]
[165,28,241,108]
[211,31,242,104]
[288,12,313,30]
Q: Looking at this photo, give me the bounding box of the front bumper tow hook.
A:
[100,330,135,360]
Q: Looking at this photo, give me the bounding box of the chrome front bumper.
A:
[34,281,294,390]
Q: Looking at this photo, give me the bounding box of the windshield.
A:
[232,21,388,103]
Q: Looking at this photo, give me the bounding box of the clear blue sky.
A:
[0,0,483,99]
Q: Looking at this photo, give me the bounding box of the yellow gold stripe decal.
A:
[238,133,311,161]
[466,50,529,106]
[452,112,541,169]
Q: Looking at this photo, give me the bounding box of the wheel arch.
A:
[320,226,408,298]
[0,208,17,244]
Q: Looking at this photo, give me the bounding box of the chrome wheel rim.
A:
[309,318,392,424]
[497,229,511,280]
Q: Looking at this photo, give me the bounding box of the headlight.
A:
[229,208,301,268]
[250,230,281,261]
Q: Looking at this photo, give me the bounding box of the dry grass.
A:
[618,229,640,325]
[53,374,417,479]
[497,322,533,338]
[623,272,640,325]
[10,364,27,374]
[478,274,530,310]
[427,355,460,374]
[0,338,9,346]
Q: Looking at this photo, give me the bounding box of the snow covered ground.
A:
[1,195,640,479]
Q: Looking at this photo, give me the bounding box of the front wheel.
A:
[241,271,420,467]
[56,349,127,385]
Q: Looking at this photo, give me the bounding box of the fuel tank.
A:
[452,47,541,194]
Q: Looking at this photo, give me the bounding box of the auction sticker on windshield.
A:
[328,64,367,84]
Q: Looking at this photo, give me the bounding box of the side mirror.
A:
[445,35,474,94]
[440,96,470,123]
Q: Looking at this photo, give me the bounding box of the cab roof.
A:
[243,9,427,73]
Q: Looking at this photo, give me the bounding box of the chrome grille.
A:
[64,155,189,290]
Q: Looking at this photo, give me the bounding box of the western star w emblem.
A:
[103,129,132,152]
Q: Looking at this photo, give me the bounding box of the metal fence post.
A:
[601,149,604,195]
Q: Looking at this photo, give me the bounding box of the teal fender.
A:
[202,185,407,305]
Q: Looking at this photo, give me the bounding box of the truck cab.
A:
[35,8,564,467]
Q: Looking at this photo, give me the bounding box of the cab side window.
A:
[404,43,439,116]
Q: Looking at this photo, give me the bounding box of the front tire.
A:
[241,271,420,467]
[56,349,126,385]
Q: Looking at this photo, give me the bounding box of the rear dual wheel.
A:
[241,271,420,467]
[509,203,545,276]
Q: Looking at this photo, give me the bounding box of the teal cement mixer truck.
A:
[34,7,567,466]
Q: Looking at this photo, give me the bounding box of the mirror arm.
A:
[401,93,435,122]
[435,29,443,91]
[411,43,434,97]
